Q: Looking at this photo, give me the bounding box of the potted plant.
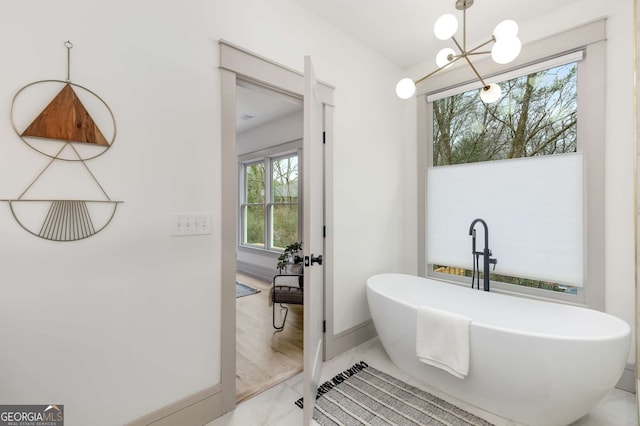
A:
[276,241,303,273]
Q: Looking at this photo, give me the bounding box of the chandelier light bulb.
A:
[396,2,522,102]
[493,19,519,41]
[435,48,456,68]
[396,78,416,99]
[480,83,502,103]
[434,14,458,40]
[491,36,521,64]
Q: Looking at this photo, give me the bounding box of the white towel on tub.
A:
[416,306,471,379]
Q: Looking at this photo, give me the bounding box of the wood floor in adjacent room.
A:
[235,272,303,403]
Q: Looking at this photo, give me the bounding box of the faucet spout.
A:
[468,218,489,250]
[469,218,496,292]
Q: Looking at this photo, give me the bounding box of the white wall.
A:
[0,0,408,424]
[0,2,221,426]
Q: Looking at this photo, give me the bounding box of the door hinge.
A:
[323,320,326,333]
[322,131,326,144]
[323,226,326,238]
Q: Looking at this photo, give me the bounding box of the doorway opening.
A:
[234,80,304,402]
[219,41,334,416]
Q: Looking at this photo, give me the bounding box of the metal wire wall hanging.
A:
[3,41,122,241]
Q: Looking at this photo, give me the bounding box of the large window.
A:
[418,19,606,307]
[240,151,300,251]
[430,61,579,294]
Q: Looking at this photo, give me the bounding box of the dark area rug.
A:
[295,361,494,426]
[235,282,260,298]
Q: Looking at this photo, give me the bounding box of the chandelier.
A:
[396,0,521,103]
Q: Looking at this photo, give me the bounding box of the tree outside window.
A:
[271,155,298,250]
[434,63,577,166]
[244,162,265,247]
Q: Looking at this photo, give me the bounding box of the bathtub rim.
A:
[367,273,631,342]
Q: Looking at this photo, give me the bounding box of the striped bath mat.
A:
[296,362,493,426]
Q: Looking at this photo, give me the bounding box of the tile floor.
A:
[208,337,638,426]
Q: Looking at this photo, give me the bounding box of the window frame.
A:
[238,140,302,254]
[416,20,606,309]
[240,159,266,249]
[268,152,300,251]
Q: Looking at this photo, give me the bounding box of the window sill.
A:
[238,244,282,257]
[427,272,586,307]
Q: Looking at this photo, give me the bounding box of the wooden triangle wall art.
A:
[22,83,109,146]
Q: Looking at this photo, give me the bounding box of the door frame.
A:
[218,40,334,414]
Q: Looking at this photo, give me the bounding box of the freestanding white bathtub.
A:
[367,273,631,426]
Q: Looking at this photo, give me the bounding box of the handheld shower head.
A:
[471,228,477,253]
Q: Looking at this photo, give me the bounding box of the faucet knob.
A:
[490,258,497,270]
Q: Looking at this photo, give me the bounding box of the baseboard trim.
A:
[125,384,224,426]
[616,363,636,394]
[325,319,377,360]
[237,260,275,282]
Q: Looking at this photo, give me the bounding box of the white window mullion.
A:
[238,163,246,245]
[265,157,273,250]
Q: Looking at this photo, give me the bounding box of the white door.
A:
[302,55,325,425]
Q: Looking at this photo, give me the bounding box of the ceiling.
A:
[236,82,302,134]
[236,0,584,131]
[290,0,584,69]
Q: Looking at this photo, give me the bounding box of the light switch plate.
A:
[171,212,212,236]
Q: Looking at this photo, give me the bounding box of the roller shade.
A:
[426,153,583,286]
[427,50,584,102]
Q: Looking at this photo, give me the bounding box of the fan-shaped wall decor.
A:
[3,41,122,241]
[8,199,119,242]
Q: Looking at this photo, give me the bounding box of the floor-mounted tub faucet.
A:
[468,218,497,291]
